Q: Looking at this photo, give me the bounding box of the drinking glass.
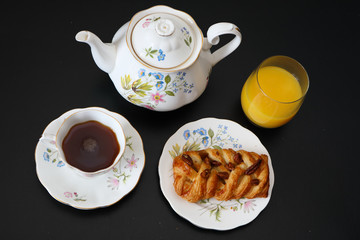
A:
[241,56,309,128]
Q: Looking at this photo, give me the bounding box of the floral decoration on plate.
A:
[35,107,145,210]
[158,118,274,230]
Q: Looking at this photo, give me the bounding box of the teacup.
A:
[41,109,126,177]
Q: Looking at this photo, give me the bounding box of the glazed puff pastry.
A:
[173,148,269,203]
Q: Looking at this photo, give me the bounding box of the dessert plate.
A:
[35,107,145,209]
[158,118,274,230]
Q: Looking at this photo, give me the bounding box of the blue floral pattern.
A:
[157,49,166,61]
[155,81,164,90]
[43,148,65,168]
[181,27,192,47]
[150,72,164,80]
[138,69,146,78]
[169,124,242,158]
[43,152,50,162]
[183,130,191,140]
[120,69,194,110]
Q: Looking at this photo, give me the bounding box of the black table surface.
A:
[3,0,359,239]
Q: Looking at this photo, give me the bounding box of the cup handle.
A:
[203,22,242,67]
[39,133,57,149]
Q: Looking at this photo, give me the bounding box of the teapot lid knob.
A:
[155,19,175,36]
[126,5,203,71]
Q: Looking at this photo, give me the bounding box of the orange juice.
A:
[241,66,304,128]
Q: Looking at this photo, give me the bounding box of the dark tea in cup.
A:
[54,109,126,176]
[62,121,120,172]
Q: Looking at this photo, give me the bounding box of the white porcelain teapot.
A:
[76,5,241,111]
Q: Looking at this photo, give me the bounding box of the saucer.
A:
[158,118,274,230]
[35,107,145,209]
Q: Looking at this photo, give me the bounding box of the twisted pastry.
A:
[173,148,269,203]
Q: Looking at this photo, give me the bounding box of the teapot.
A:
[76,5,241,111]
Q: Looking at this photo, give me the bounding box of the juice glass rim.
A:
[256,55,310,104]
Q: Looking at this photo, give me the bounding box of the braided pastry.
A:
[173,148,269,203]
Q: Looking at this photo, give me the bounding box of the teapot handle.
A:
[204,23,242,67]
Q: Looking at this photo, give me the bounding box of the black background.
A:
[2,0,359,239]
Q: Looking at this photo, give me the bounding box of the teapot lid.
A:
[126,5,203,71]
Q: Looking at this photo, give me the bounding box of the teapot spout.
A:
[76,31,116,73]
